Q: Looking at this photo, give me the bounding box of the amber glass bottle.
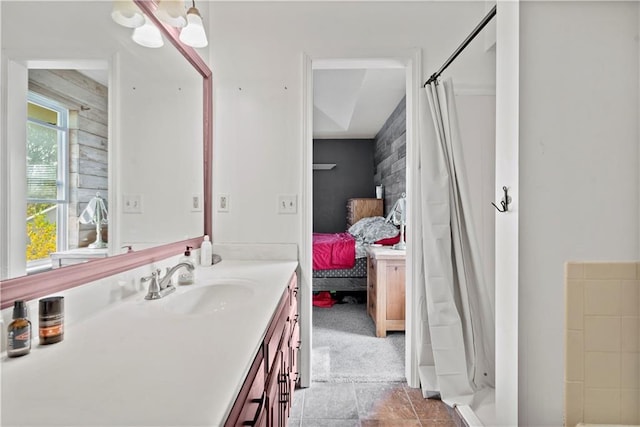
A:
[7,300,32,357]
[39,296,64,345]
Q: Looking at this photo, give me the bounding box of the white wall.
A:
[209,1,496,243]
[519,2,639,425]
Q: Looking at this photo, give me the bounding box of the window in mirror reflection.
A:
[26,94,68,272]
[25,70,109,273]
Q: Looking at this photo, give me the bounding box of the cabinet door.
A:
[266,351,282,427]
[289,319,300,392]
[265,298,288,373]
[279,351,290,424]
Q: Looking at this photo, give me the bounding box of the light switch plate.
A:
[277,194,297,214]
[123,194,143,214]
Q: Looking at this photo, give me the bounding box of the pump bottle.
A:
[178,246,196,285]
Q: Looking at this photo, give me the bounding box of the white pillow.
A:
[348,216,399,243]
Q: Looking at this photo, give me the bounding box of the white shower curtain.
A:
[415,78,495,406]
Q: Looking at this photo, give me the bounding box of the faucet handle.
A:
[142,270,162,300]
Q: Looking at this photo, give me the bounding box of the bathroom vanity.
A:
[0,259,298,427]
[225,273,299,426]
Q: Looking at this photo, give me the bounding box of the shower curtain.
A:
[415,78,495,406]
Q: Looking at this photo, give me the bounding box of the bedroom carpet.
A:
[312,303,405,383]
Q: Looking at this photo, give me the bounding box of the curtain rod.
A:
[423,5,497,87]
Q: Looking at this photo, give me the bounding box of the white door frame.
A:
[299,48,422,388]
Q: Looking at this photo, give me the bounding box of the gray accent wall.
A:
[313,139,375,233]
[374,96,406,216]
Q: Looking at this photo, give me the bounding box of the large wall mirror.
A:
[0,0,212,309]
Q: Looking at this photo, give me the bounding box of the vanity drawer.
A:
[288,274,299,312]
[264,292,288,373]
[224,348,265,427]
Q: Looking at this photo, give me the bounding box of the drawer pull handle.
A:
[242,394,265,426]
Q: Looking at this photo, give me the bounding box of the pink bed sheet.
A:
[312,232,356,270]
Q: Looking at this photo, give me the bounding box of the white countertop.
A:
[1,259,298,427]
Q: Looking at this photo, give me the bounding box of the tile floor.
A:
[288,381,458,427]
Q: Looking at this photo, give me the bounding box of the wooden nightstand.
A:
[366,246,406,337]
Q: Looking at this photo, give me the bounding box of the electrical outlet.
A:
[191,194,202,212]
[123,194,143,214]
[277,194,297,214]
[218,194,229,212]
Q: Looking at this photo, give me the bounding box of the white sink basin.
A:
[164,280,255,315]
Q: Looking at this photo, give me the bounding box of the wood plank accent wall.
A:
[373,96,406,217]
[29,70,108,248]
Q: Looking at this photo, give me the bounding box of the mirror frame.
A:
[0,0,212,310]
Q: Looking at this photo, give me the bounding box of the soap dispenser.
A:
[178,246,196,286]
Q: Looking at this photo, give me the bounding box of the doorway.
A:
[300,50,422,389]
[311,64,407,382]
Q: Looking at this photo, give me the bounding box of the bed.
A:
[312,216,400,292]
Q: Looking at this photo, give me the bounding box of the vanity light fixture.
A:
[179,0,209,48]
[112,0,208,49]
[132,15,164,48]
[111,0,145,28]
[156,0,187,28]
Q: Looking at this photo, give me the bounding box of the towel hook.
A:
[492,186,511,213]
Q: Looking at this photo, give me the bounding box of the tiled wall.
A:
[565,262,640,426]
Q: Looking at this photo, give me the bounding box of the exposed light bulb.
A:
[132,15,164,48]
[156,0,187,28]
[179,7,208,48]
[111,0,144,28]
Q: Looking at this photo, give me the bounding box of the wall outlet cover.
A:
[218,194,229,212]
[191,194,203,212]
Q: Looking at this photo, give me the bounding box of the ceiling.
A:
[313,68,406,139]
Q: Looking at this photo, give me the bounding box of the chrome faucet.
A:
[142,260,195,300]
